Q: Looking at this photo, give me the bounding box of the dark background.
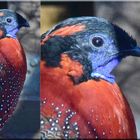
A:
[41,2,140,138]
[0,2,40,139]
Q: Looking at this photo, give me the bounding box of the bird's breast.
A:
[0,37,26,129]
[41,59,137,139]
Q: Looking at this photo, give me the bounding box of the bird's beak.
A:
[16,12,30,28]
[129,45,140,56]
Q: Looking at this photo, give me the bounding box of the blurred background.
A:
[0,1,40,139]
[41,2,140,138]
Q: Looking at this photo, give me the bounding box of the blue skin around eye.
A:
[87,35,120,84]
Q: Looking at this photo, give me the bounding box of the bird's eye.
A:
[92,37,104,47]
[6,17,13,24]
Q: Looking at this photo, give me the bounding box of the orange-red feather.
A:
[41,24,85,45]
[41,54,136,139]
[0,37,26,129]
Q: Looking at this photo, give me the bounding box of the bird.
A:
[0,9,29,130]
[40,17,140,139]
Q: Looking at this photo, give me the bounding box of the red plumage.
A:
[41,55,136,139]
[0,37,26,129]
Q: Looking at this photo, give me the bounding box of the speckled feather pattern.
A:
[0,38,26,129]
[40,61,136,139]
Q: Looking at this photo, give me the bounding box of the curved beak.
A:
[130,45,140,56]
[121,45,140,57]
[16,12,30,28]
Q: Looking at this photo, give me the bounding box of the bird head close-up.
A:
[0,9,29,38]
[41,17,140,84]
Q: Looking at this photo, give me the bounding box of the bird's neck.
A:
[6,28,18,39]
[60,54,83,77]
[43,54,121,84]
[91,58,121,84]
[42,54,84,84]
[0,37,26,71]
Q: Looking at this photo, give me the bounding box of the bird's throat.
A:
[6,27,18,38]
[91,58,121,83]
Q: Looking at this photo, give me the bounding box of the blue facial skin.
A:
[86,33,121,83]
[90,58,120,83]
[42,17,140,84]
[68,17,140,84]
[0,9,29,38]
[87,30,139,83]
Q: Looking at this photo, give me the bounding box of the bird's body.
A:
[0,9,29,129]
[41,17,140,139]
[0,37,26,129]
[41,58,136,139]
